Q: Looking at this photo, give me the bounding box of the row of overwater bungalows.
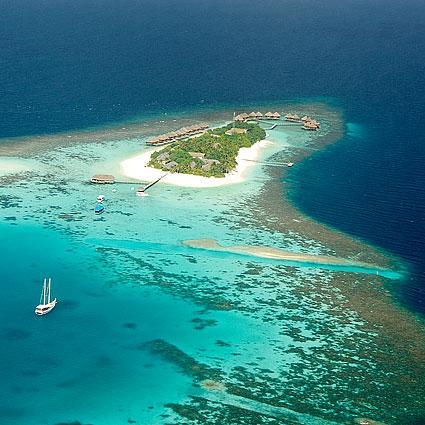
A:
[234,111,320,130]
[146,123,209,146]
[234,111,281,121]
[284,114,321,130]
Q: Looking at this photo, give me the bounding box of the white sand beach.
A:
[120,139,272,188]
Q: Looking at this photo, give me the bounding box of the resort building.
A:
[91,174,115,184]
[146,123,209,146]
[284,113,301,122]
[225,127,247,135]
[164,160,178,170]
[302,120,320,131]
[264,112,281,120]
[189,152,205,159]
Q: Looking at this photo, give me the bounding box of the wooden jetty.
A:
[136,174,167,195]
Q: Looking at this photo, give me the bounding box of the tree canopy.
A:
[148,122,266,177]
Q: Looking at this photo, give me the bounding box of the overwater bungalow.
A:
[234,114,245,122]
[179,127,191,135]
[146,136,160,145]
[249,112,257,119]
[302,120,319,131]
[256,112,263,119]
[301,115,312,122]
[173,129,185,137]
[264,112,274,119]
[241,113,250,120]
[272,112,281,119]
[284,113,301,122]
[91,174,115,184]
[188,125,199,132]
[165,132,178,140]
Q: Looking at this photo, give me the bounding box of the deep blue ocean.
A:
[1,0,424,321]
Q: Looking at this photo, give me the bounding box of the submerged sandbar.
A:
[183,239,389,270]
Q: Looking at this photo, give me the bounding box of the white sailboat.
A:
[35,278,57,315]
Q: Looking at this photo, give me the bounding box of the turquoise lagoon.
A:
[0,113,416,424]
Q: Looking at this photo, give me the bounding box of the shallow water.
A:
[1,111,423,424]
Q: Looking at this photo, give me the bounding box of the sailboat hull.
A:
[35,299,57,315]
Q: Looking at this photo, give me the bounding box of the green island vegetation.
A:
[148,122,266,177]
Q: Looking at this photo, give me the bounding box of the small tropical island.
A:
[148,122,266,177]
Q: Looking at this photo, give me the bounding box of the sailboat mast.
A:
[39,281,44,304]
[47,278,51,303]
[43,278,46,305]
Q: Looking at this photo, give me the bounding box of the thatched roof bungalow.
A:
[234,114,245,121]
[284,113,301,122]
[273,112,281,119]
[164,161,178,170]
[225,127,247,135]
[91,174,115,184]
[146,136,161,145]
[174,129,186,137]
[189,152,205,159]
[249,112,257,118]
[264,112,274,119]
[256,112,263,118]
[303,121,319,131]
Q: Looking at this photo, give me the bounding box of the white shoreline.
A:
[120,139,272,188]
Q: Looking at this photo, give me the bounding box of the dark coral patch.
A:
[123,322,138,329]
[3,328,31,341]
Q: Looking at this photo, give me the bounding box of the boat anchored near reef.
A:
[97,194,105,202]
[35,278,57,315]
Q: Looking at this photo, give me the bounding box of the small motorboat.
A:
[287,162,294,167]
[35,278,57,315]
[95,203,105,214]
[97,194,105,202]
